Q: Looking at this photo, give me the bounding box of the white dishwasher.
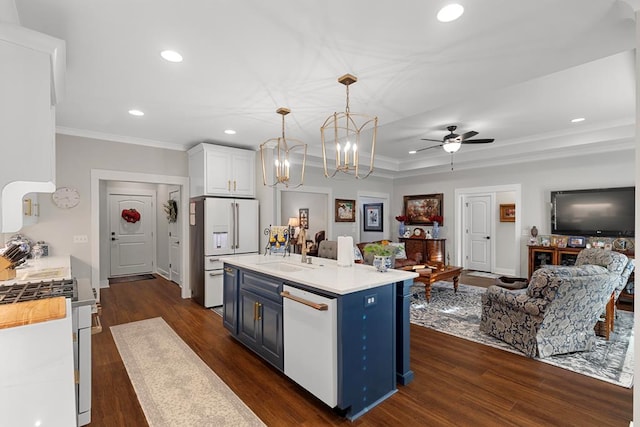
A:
[282,284,337,407]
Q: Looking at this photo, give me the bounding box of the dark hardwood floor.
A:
[90,275,633,426]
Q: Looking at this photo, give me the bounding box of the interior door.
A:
[168,187,181,286]
[110,194,154,277]
[464,194,492,272]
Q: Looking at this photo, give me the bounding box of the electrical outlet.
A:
[73,235,88,243]
[364,294,377,308]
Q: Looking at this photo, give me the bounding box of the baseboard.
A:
[99,279,109,288]
[156,267,169,278]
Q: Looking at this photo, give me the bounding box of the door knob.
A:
[176,241,180,244]
[111,237,119,241]
[486,236,491,239]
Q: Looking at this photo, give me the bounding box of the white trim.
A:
[58,126,189,152]
[90,169,190,300]
[276,185,334,239]
[454,183,522,277]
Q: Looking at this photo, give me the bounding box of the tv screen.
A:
[551,187,635,237]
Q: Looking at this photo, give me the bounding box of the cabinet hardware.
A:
[280,291,329,311]
[209,258,220,262]
[257,302,262,320]
[234,180,237,191]
[224,267,234,273]
[74,370,80,384]
[228,180,231,191]
[23,198,32,216]
[73,332,77,342]
[254,301,259,320]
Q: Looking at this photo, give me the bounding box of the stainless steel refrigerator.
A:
[190,196,259,307]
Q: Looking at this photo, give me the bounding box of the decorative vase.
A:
[373,255,392,272]
[398,221,406,237]
[432,221,440,239]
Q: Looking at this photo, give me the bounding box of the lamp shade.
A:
[442,141,461,153]
[288,217,299,227]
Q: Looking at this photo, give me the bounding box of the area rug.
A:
[111,317,265,426]
[410,281,634,388]
[109,273,155,284]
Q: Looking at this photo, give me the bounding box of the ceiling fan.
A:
[416,125,495,154]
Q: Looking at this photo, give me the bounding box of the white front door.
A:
[464,194,493,272]
[110,194,154,277]
[168,187,182,286]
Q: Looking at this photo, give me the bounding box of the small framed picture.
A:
[568,236,586,248]
[540,235,551,247]
[499,203,516,222]
[335,199,356,222]
[299,208,309,229]
[363,203,383,232]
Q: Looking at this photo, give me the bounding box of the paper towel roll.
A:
[337,236,354,267]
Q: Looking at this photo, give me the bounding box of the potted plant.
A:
[363,241,400,272]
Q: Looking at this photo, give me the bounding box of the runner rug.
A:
[411,281,634,388]
[111,317,265,426]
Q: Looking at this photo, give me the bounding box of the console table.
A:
[399,238,445,265]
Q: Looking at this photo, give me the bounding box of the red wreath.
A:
[121,208,141,223]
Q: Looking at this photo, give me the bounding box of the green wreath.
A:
[164,199,178,223]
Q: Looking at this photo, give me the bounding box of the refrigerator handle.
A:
[230,202,236,249]
[235,202,240,249]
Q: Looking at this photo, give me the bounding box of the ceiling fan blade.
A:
[415,144,443,152]
[461,138,494,144]
[420,138,443,142]
[459,131,478,140]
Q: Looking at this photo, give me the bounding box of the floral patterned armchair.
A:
[479,249,629,358]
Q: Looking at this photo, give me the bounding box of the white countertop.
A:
[220,253,418,295]
[0,255,71,285]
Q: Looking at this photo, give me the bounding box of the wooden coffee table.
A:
[406,265,463,302]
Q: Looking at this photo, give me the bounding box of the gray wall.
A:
[393,148,635,275]
[15,134,188,282]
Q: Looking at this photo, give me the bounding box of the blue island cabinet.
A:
[223,263,405,421]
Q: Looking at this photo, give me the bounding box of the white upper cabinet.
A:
[0,23,65,232]
[189,144,256,198]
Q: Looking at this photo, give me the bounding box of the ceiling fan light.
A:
[443,141,461,153]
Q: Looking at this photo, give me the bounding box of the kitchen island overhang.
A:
[219,253,417,421]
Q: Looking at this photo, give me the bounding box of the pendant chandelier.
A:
[321,74,377,179]
[260,107,307,188]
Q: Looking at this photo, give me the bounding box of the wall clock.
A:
[52,187,80,209]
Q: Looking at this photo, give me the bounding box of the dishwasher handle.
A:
[280,290,329,311]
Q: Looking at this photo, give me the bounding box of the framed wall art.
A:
[403,193,443,225]
[299,208,309,229]
[363,203,383,232]
[335,199,356,222]
[499,203,516,222]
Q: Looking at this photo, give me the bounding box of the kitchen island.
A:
[220,253,418,421]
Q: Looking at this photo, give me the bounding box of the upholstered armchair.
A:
[480,258,624,358]
[306,230,325,257]
[317,240,338,260]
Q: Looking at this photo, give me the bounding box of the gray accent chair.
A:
[480,249,629,358]
[317,240,338,260]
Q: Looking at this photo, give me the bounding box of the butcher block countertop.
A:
[0,296,66,329]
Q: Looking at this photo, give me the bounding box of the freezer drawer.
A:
[205,269,224,307]
[282,285,337,407]
[205,256,224,270]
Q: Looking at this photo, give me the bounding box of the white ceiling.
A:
[13,0,638,176]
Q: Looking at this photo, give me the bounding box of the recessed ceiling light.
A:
[437,4,464,22]
[128,109,144,116]
[160,50,183,63]
[571,117,585,123]
[409,150,417,154]
[224,129,237,135]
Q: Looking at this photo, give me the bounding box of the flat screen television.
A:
[551,187,635,237]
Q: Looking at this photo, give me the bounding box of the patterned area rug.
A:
[411,281,634,388]
[111,317,265,426]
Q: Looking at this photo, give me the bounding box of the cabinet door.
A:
[557,249,579,266]
[231,150,255,197]
[258,297,283,370]
[238,289,260,350]
[205,150,232,195]
[529,248,554,277]
[223,266,238,333]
